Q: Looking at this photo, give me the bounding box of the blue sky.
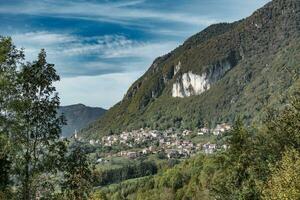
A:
[0,0,270,108]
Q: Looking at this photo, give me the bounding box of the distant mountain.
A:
[58,104,106,137]
[82,0,300,139]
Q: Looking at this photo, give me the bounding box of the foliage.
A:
[94,160,157,186]
[0,36,24,194]
[11,49,65,200]
[261,148,300,200]
[93,93,300,200]
[0,37,84,199]
[62,143,94,200]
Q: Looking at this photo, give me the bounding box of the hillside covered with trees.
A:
[81,0,300,138]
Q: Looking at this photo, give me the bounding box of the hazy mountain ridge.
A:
[82,0,300,139]
[58,104,106,137]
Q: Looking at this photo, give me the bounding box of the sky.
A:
[0,0,270,109]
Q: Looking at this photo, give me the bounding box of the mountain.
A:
[58,104,106,137]
[82,0,300,139]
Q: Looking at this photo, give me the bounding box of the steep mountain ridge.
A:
[82,0,300,138]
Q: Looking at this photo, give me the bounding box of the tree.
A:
[263,96,300,162]
[12,49,65,200]
[62,143,94,200]
[0,36,24,197]
[211,95,300,200]
[91,190,108,200]
[0,38,97,199]
[262,148,300,200]
[212,120,261,200]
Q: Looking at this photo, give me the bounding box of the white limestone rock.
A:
[172,60,233,98]
[172,71,210,97]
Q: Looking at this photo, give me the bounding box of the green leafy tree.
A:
[261,148,300,200]
[212,120,261,200]
[263,96,300,162]
[62,144,94,200]
[12,49,65,200]
[0,36,24,197]
[91,190,108,200]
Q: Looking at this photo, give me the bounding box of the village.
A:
[74,123,231,161]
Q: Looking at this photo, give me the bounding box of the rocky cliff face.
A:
[172,58,235,98]
[81,0,300,139]
[172,71,210,98]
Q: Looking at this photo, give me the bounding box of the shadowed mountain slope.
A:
[58,104,106,137]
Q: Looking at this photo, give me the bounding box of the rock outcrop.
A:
[172,72,210,97]
[172,59,234,98]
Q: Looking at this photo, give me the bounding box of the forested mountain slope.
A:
[82,0,300,138]
[58,104,106,137]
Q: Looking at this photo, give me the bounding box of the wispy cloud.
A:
[13,31,76,45]
[101,41,177,59]
[60,35,137,57]
[0,0,217,27]
[11,31,178,77]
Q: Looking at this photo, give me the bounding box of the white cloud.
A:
[12,31,76,61]
[107,0,146,8]
[55,72,142,109]
[11,31,179,76]
[13,31,76,46]
[101,41,178,59]
[0,0,217,27]
[60,35,136,57]
[11,30,180,107]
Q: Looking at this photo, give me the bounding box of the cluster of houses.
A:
[75,123,232,160]
[197,123,231,136]
[102,128,196,146]
[99,123,231,147]
[98,128,198,159]
[202,143,229,154]
[116,139,198,159]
